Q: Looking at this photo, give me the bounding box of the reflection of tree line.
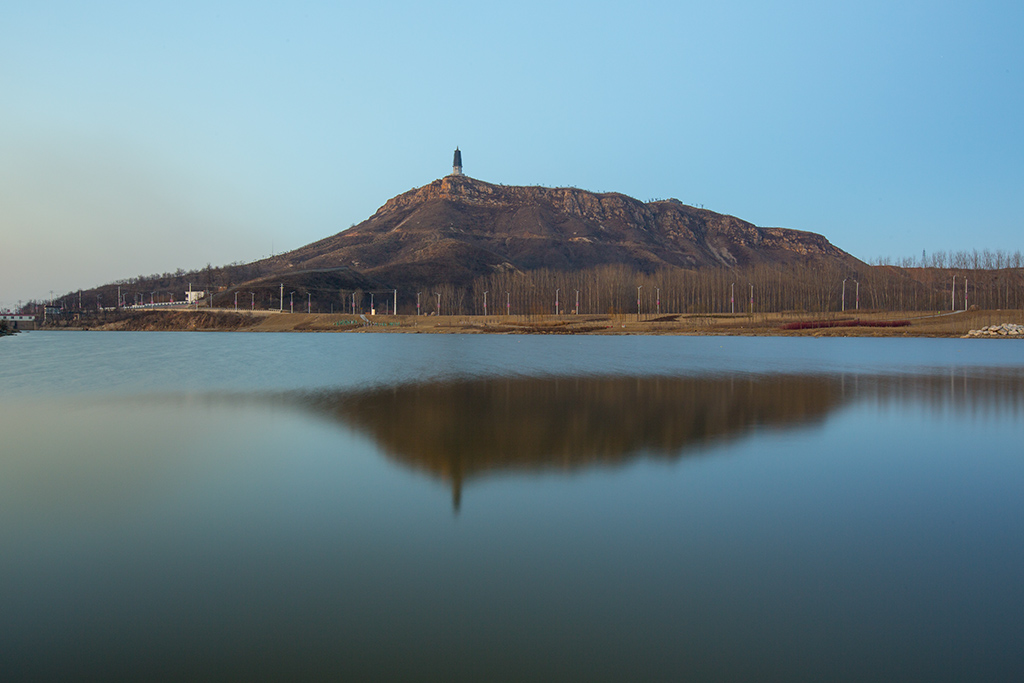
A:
[303,375,845,509]
[844,370,1024,418]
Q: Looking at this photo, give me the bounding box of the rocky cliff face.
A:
[278,175,859,288]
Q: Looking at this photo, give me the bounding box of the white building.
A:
[185,285,205,304]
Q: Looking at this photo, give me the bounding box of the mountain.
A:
[266,174,860,290]
[51,173,870,314]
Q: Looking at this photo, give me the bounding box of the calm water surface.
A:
[1,332,1022,681]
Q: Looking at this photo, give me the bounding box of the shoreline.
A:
[37,308,1024,338]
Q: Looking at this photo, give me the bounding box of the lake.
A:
[1,332,1022,681]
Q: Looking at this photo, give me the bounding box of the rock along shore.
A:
[963,323,1024,338]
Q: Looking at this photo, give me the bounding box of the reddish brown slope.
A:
[269,175,860,288]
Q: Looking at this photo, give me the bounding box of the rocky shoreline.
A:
[963,323,1024,338]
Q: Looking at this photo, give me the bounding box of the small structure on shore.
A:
[0,314,36,331]
[185,284,205,304]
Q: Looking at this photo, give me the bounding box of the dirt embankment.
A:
[121,311,258,331]
[67,310,260,331]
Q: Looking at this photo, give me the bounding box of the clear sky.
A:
[2,0,1022,309]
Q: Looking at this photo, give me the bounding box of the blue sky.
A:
[2,0,1022,309]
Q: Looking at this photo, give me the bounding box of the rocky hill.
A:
[267,174,859,289]
[50,174,870,315]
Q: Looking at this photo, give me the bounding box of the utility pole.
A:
[952,275,956,311]
[637,285,642,320]
[731,283,735,314]
[656,287,660,315]
[290,291,294,313]
[417,292,421,316]
[436,292,441,316]
[280,284,284,312]
[394,290,397,316]
[483,291,488,316]
[855,280,860,310]
[307,292,311,314]
[842,278,848,312]
[575,289,579,315]
[555,288,559,316]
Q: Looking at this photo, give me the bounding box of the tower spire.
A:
[452,147,463,176]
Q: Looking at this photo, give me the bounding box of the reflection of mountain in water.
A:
[302,375,847,509]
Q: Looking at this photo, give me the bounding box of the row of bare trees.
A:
[37,254,1024,317]
[410,261,1024,317]
[419,264,869,317]
[873,249,1024,271]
